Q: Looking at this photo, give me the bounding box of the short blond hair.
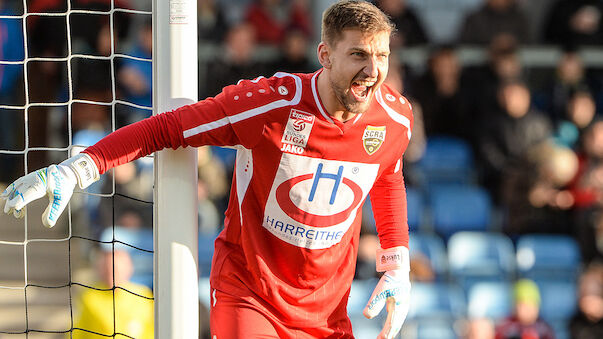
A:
[321,0,394,46]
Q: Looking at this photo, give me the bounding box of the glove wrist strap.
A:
[61,153,100,189]
[376,246,410,272]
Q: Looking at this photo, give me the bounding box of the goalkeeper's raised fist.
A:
[1,153,99,228]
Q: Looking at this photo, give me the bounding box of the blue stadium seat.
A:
[347,278,379,316]
[549,321,570,339]
[407,282,466,320]
[198,232,219,277]
[363,187,425,232]
[430,185,492,238]
[536,280,576,339]
[416,136,475,187]
[537,280,577,323]
[467,282,512,321]
[348,279,384,339]
[447,232,516,289]
[416,319,458,339]
[406,187,425,232]
[349,313,382,339]
[516,235,581,282]
[361,197,377,230]
[409,232,448,280]
[210,145,237,168]
[401,318,459,339]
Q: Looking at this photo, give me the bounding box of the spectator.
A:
[244,0,312,46]
[201,22,266,98]
[466,317,496,339]
[197,147,225,234]
[543,0,603,46]
[463,34,524,146]
[26,0,69,169]
[287,0,313,38]
[72,248,153,338]
[375,0,428,48]
[0,0,24,102]
[267,28,315,75]
[117,18,153,126]
[92,159,153,235]
[71,19,122,133]
[504,142,578,235]
[577,210,603,264]
[552,90,596,150]
[495,279,555,339]
[411,45,470,140]
[527,143,579,212]
[197,146,230,217]
[568,121,603,259]
[458,0,530,45]
[568,120,603,210]
[27,0,67,58]
[70,0,131,55]
[479,80,552,203]
[570,263,603,339]
[534,50,593,125]
[197,0,229,43]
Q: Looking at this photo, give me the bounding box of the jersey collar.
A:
[311,69,335,124]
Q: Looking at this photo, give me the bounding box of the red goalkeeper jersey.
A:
[83,70,413,327]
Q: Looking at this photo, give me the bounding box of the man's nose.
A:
[364,57,379,78]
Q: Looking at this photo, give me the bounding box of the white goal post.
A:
[153,0,199,338]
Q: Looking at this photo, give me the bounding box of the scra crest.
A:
[362,126,386,155]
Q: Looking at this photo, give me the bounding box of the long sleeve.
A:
[82,109,187,174]
[369,162,409,249]
[82,74,298,174]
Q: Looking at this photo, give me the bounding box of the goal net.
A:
[0,0,179,337]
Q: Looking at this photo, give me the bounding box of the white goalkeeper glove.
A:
[1,153,99,228]
[363,246,411,339]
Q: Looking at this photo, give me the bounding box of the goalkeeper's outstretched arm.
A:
[1,104,192,227]
[1,106,188,226]
[1,75,280,227]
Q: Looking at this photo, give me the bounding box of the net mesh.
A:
[0,0,154,337]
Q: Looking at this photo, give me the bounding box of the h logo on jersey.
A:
[363,126,386,155]
[281,109,315,154]
[275,163,363,227]
[264,154,380,249]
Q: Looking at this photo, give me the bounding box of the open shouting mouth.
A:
[350,79,376,102]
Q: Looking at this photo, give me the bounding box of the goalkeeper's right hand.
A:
[1,153,99,228]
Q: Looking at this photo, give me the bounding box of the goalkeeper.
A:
[2,1,412,338]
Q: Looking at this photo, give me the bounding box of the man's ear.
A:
[317,42,332,69]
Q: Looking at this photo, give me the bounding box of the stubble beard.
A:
[330,78,371,114]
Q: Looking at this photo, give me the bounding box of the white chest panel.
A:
[263,153,380,249]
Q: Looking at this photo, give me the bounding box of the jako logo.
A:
[281,109,315,154]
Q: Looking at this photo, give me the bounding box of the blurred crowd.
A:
[1,0,603,338]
